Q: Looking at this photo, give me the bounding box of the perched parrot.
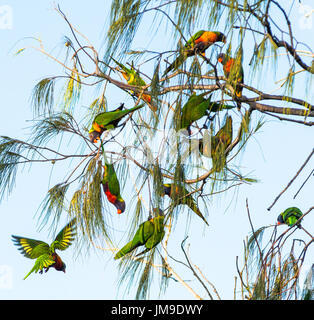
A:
[12,218,76,280]
[89,103,144,143]
[101,162,125,214]
[162,183,209,226]
[218,53,244,109]
[112,58,156,111]
[210,115,233,172]
[277,207,303,228]
[177,92,235,134]
[114,209,165,259]
[163,30,226,76]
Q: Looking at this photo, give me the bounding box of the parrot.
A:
[277,207,303,228]
[217,53,244,109]
[114,209,165,259]
[101,162,125,214]
[177,92,235,135]
[162,183,209,226]
[210,115,233,172]
[163,30,226,76]
[12,218,76,280]
[112,57,157,112]
[89,103,144,143]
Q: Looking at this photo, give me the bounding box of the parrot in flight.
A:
[114,209,165,259]
[210,115,233,172]
[162,183,209,226]
[101,162,125,214]
[177,92,235,135]
[89,103,144,143]
[218,53,244,109]
[112,57,157,112]
[163,30,226,76]
[12,218,76,280]
[277,207,303,228]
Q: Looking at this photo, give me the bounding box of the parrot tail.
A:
[163,54,186,77]
[114,240,142,260]
[188,200,209,226]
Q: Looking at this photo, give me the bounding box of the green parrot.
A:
[162,183,209,226]
[12,218,76,280]
[114,209,165,259]
[210,115,233,172]
[277,207,303,228]
[112,57,157,112]
[101,162,125,214]
[163,30,226,76]
[89,103,144,143]
[218,53,244,109]
[177,92,235,135]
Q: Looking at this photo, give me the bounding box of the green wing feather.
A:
[51,218,76,251]
[92,103,144,130]
[185,30,205,48]
[179,93,210,130]
[103,162,121,198]
[165,184,209,225]
[281,207,303,227]
[144,215,165,250]
[114,220,155,259]
[112,57,146,87]
[11,236,50,259]
[211,116,233,172]
[102,162,126,214]
[23,253,55,280]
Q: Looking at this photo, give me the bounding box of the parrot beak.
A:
[63,270,66,273]
[114,200,126,214]
[89,131,101,143]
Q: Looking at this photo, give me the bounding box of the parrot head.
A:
[114,199,126,214]
[163,184,172,197]
[89,130,101,143]
[217,53,228,64]
[153,208,164,217]
[277,213,284,225]
[216,32,227,44]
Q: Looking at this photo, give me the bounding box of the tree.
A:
[1,1,313,299]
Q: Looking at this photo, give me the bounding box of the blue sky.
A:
[0,0,313,300]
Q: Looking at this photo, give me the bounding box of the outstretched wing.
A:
[11,235,50,259]
[23,254,55,280]
[52,218,76,251]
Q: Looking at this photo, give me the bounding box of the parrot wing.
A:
[51,218,76,252]
[144,215,165,249]
[94,104,144,128]
[102,163,126,214]
[111,57,132,75]
[179,93,209,130]
[211,116,233,172]
[23,254,55,280]
[185,30,205,48]
[12,235,50,259]
[184,194,209,226]
[114,220,154,259]
[282,207,303,227]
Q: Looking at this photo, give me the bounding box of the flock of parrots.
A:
[11,30,304,279]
